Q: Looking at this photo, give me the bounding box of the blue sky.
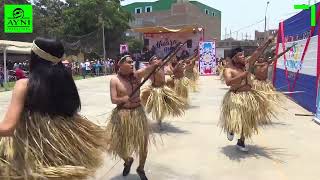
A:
[121,0,318,40]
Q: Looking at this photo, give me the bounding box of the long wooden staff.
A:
[173,49,198,73]
[267,43,297,64]
[128,41,187,99]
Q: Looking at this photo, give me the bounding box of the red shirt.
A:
[15,68,26,80]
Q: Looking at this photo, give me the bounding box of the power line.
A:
[224,10,300,40]
[224,18,265,39]
[229,19,265,35]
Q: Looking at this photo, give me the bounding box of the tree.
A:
[126,37,144,53]
[62,0,132,56]
[1,0,132,57]
[32,0,66,38]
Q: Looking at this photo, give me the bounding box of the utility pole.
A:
[264,1,270,40]
[102,21,106,61]
[225,27,227,39]
[4,47,7,83]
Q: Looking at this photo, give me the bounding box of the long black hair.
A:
[25,37,81,117]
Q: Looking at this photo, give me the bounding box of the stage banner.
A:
[145,32,201,58]
[314,77,320,123]
[199,41,216,75]
[274,2,320,113]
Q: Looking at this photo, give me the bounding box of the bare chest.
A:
[117,76,141,97]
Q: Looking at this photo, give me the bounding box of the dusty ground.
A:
[1,75,319,180]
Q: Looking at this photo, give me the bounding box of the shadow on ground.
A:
[151,122,190,135]
[220,145,288,163]
[107,163,199,180]
[109,174,140,180]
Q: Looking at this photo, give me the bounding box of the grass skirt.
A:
[219,90,275,138]
[106,106,150,159]
[185,69,198,92]
[166,76,190,100]
[252,79,285,103]
[218,67,225,83]
[0,112,107,179]
[195,69,200,81]
[141,85,187,121]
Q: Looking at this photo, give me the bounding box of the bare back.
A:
[173,62,185,79]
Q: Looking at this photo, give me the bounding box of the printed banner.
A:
[315,78,320,123]
[120,44,129,54]
[274,3,320,113]
[199,41,216,75]
[145,32,201,58]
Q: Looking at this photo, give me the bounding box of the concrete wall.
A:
[255,29,277,44]
[123,0,177,14]
[129,2,221,40]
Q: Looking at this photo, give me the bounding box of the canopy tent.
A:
[133,24,204,59]
[0,40,32,83]
[133,24,203,34]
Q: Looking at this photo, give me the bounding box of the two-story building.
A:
[122,0,221,58]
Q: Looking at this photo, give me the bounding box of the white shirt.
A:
[85,62,91,70]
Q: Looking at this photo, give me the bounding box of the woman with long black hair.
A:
[0,38,107,179]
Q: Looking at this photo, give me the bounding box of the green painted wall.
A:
[122,0,177,13]
[189,1,221,17]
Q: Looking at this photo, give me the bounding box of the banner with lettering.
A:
[199,41,216,76]
[315,77,320,123]
[145,32,201,58]
[274,2,320,113]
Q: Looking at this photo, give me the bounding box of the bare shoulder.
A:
[111,75,120,83]
[11,79,28,100]
[224,67,234,73]
[110,76,120,87]
[14,79,28,91]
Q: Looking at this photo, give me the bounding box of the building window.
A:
[212,12,215,16]
[134,18,143,25]
[205,9,209,15]
[145,6,152,13]
[135,7,142,14]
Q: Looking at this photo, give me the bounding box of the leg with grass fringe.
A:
[106,106,152,179]
[0,112,108,179]
[219,90,275,152]
[141,85,187,129]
